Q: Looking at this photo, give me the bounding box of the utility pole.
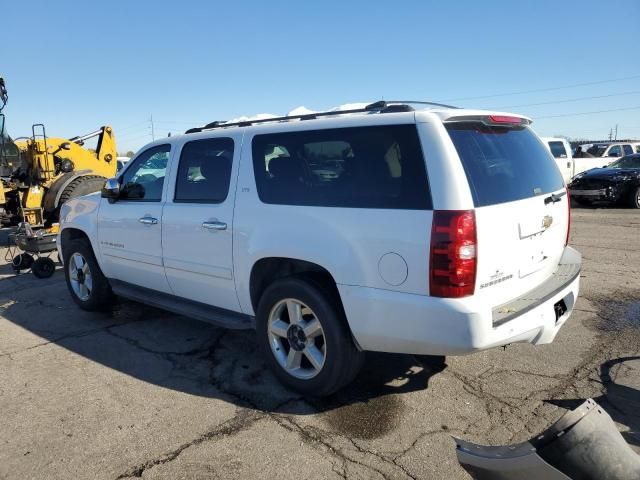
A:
[150,114,155,141]
[608,128,613,141]
[614,124,618,140]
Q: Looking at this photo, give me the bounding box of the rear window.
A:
[446,123,564,207]
[252,125,431,209]
[548,141,567,158]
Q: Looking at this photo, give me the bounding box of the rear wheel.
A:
[256,277,364,396]
[63,238,113,310]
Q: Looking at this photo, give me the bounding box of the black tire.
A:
[12,253,34,272]
[629,186,640,209]
[62,238,113,311]
[31,257,56,279]
[58,175,107,209]
[256,276,364,396]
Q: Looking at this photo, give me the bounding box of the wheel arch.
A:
[249,256,363,351]
[249,257,341,313]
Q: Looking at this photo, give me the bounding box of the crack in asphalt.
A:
[115,409,263,479]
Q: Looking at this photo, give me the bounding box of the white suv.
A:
[58,101,581,396]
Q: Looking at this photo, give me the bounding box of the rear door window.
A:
[622,144,633,155]
[548,141,567,158]
[446,123,564,207]
[252,125,431,209]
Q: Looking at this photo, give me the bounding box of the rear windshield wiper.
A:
[544,191,567,204]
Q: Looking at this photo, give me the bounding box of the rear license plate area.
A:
[554,299,567,322]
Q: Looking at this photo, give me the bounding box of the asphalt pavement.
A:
[0,206,638,479]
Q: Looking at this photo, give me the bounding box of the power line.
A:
[441,74,640,102]
[534,105,640,119]
[496,90,640,109]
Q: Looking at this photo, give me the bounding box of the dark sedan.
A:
[569,154,640,208]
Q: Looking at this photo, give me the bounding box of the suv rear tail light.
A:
[430,210,477,298]
[565,188,571,246]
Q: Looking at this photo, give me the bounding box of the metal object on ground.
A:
[455,399,640,480]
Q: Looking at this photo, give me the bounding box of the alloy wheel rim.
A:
[267,298,326,380]
[68,253,92,301]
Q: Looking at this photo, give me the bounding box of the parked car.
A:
[58,102,581,395]
[576,142,635,160]
[116,156,130,173]
[541,137,604,183]
[569,153,640,208]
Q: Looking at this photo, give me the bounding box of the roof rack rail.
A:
[386,100,460,109]
[185,99,457,134]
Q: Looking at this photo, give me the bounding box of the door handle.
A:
[202,221,227,230]
[139,216,158,225]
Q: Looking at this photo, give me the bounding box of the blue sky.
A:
[2,0,640,152]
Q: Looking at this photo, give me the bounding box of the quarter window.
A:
[251,125,431,209]
[174,138,234,203]
[119,144,171,201]
[608,145,622,157]
[548,141,567,158]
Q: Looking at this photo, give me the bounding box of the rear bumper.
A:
[339,246,581,356]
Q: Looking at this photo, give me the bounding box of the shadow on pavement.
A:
[546,356,640,447]
[0,285,445,439]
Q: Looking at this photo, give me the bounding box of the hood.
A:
[577,167,640,180]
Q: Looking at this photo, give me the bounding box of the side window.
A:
[622,144,633,155]
[252,125,431,209]
[119,144,170,201]
[608,145,622,157]
[174,138,234,203]
[548,141,567,158]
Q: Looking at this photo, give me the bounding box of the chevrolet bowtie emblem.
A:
[542,215,553,229]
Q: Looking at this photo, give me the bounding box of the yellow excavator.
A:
[0,76,117,226]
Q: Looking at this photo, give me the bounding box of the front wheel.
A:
[630,186,640,209]
[256,277,364,396]
[63,238,113,310]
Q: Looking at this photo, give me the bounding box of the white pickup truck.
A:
[540,137,632,183]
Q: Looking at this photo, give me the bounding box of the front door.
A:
[161,136,240,312]
[97,144,173,293]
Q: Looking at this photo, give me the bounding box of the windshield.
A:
[586,145,607,157]
[609,156,640,169]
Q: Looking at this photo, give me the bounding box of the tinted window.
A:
[609,155,640,169]
[446,124,564,207]
[119,144,170,201]
[174,138,234,203]
[608,145,622,157]
[252,125,431,209]
[548,141,567,158]
[622,144,633,155]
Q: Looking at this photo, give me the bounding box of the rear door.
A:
[445,120,568,307]
[161,135,241,312]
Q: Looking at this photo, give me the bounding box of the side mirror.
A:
[60,142,71,150]
[101,177,120,203]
